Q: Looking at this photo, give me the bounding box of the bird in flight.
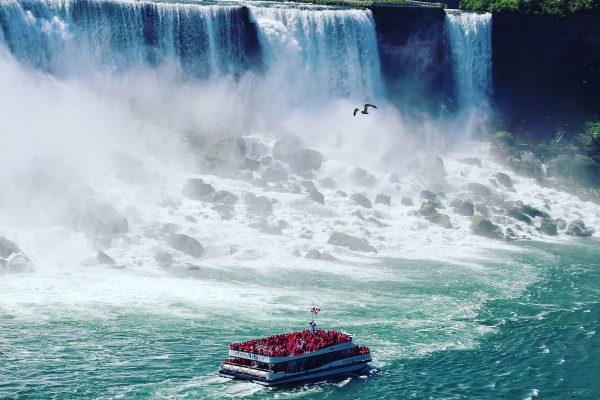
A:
[353,103,377,116]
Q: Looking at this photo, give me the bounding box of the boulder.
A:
[260,156,272,166]
[202,137,246,167]
[260,225,282,235]
[244,193,273,214]
[540,219,558,236]
[300,180,318,193]
[547,154,600,188]
[556,218,567,230]
[262,163,288,182]
[167,234,204,258]
[273,135,304,161]
[350,167,377,188]
[327,232,376,253]
[308,189,325,205]
[97,250,116,265]
[493,172,513,189]
[0,237,21,259]
[336,191,348,197]
[182,178,215,201]
[425,212,452,229]
[154,251,173,267]
[471,216,502,239]
[458,158,482,167]
[351,193,372,208]
[508,209,532,224]
[467,182,492,199]
[375,194,391,206]
[213,190,238,205]
[474,203,489,217]
[427,156,447,177]
[418,203,439,217]
[305,249,337,261]
[318,177,336,189]
[0,237,32,273]
[242,158,261,171]
[456,200,474,216]
[566,220,595,237]
[71,200,128,237]
[290,149,323,174]
[420,190,438,201]
[521,205,550,219]
[401,197,414,206]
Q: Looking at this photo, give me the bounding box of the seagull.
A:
[353,103,377,116]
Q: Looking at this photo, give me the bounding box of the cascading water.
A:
[249,5,382,101]
[445,11,492,111]
[0,0,258,77]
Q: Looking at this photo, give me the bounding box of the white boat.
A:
[219,307,371,386]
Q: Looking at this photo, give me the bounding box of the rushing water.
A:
[1,240,599,398]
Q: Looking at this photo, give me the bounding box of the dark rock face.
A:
[327,231,376,253]
[541,219,558,236]
[508,209,532,224]
[492,13,600,139]
[167,234,204,258]
[471,216,502,239]
[369,7,453,114]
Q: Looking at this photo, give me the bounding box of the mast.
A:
[309,305,320,336]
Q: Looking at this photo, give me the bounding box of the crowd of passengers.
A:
[229,330,352,357]
[223,345,370,371]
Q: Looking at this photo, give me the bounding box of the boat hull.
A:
[219,359,370,386]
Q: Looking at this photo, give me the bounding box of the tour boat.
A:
[219,307,371,386]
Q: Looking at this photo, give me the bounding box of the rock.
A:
[508,209,532,224]
[182,178,215,201]
[292,249,302,257]
[305,249,337,261]
[251,177,268,188]
[425,212,452,229]
[418,203,439,217]
[3,253,32,273]
[540,219,558,236]
[456,200,474,216]
[566,220,595,237]
[351,193,372,208]
[375,194,391,206]
[290,149,323,174]
[521,205,550,219]
[467,182,492,199]
[260,225,282,235]
[458,158,482,167]
[244,193,273,214]
[154,251,173,267]
[262,163,288,182]
[471,216,502,239]
[167,234,204,258]
[350,167,377,188]
[336,191,348,197]
[277,220,290,230]
[420,190,437,201]
[401,197,413,206]
[556,218,567,230]
[449,198,462,208]
[0,237,21,259]
[97,250,116,265]
[327,232,376,253]
[513,151,544,179]
[547,154,600,188]
[318,177,336,189]
[202,137,246,166]
[308,189,325,205]
[493,172,513,189]
[213,190,238,205]
[71,200,129,237]
[242,158,261,171]
[425,155,447,178]
[213,204,233,220]
[300,180,318,193]
[260,156,272,166]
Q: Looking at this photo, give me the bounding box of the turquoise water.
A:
[1,240,598,399]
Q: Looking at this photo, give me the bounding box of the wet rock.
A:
[308,189,325,205]
[242,158,261,171]
[97,250,116,265]
[273,135,304,162]
[375,194,391,206]
[566,220,595,237]
[540,219,558,236]
[300,180,317,193]
[471,216,502,239]
[418,203,439,217]
[292,249,302,257]
[213,190,238,205]
[420,190,438,201]
[513,152,544,179]
[431,156,447,177]
[0,237,21,259]
[400,197,413,206]
[305,249,337,261]
[556,218,567,230]
[278,220,290,230]
[290,149,323,174]
[71,200,129,238]
[474,203,489,217]
[424,212,452,229]
[458,158,482,167]
[260,156,272,166]
[154,251,173,267]
[521,205,550,219]
[251,177,268,188]
[182,178,215,201]
[167,234,204,258]
[327,231,376,253]
[202,137,246,167]
[318,177,336,189]
[0,237,32,273]
[336,191,348,197]
[350,167,377,188]
[244,193,273,214]
[493,172,513,189]
[467,182,492,199]
[508,209,532,224]
[212,204,234,220]
[455,200,474,216]
[547,154,600,188]
[262,162,288,182]
[260,224,282,235]
[351,193,372,208]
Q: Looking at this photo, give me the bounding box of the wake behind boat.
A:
[218,307,371,386]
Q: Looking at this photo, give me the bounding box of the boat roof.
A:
[229,329,352,358]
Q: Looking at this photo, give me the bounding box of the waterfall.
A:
[445,11,492,111]
[249,5,382,101]
[0,0,258,78]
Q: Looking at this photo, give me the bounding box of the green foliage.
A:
[460,0,600,15]
[577,120,600,156]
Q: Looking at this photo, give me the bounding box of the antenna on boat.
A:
[309,303,320,336]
